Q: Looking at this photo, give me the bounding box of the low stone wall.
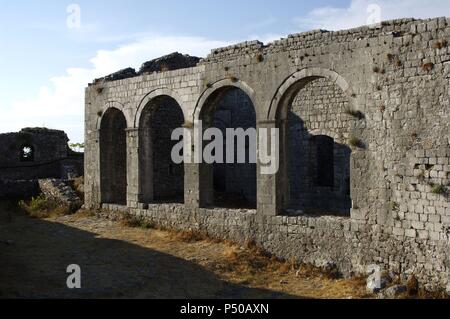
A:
[101,203,450,291]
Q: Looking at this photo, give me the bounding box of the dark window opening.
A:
[313,135,334,187]
[20,145,34,162]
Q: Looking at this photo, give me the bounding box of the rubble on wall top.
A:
[91,52,201,85]
[138,52,200,74]
[94,68,137,84]
[0,127,69,142]
[20,127,68,136]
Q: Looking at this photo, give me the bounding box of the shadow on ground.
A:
[0,207,299,299]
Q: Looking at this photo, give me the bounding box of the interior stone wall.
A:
[288,77,354,215]
[100,108,127,205]
[212,88,257,208]
[138,96,185,203]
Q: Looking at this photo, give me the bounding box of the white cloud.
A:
[2,35,231,142]
[295,0,450,31]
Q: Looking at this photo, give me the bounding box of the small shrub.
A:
[120,213,155,229]
[373,66,380,73]
[19,195,70,219]
[387,53,395,62]
[422,62,434,72]
[379,105,386,113]
[395,59,403,67]
[344,108,364,120]
[432,40,448,49]
[96,87,104,94]
[390,202,400,212]
[348,137,365,149]
[256,54,264,63]
[224,66,230,72]
[431,184,447,195]
[228,76,239,83]
[97,111,103,117]
[406,275,419,296]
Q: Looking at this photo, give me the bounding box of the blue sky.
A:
[0,0,448,143]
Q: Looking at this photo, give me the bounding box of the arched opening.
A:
[100,107,127,205]
[278,76,354,216]
[20,144,35,162]
[199,86,257,209]
[138,95,185,204]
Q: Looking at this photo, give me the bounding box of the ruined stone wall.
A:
[85,18,450,290]
[0,128,83,181]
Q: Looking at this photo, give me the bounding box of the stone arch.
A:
[134,88,186,128]
[268,68,354,121]
[137,94,185,204]
[99,107,127,205]
[269,68,356,216]
[194,78,256,123]
[195,79,257,209]
[97,101,131,130]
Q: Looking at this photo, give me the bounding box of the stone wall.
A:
[85,17,450,290]
[0,128,84,198]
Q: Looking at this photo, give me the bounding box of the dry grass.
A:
[215,241,369,298]
[18,195,71,219]
[72,176,84,200]
[169,230,211,243]
[114,213,369,298]
[119,213,156,229]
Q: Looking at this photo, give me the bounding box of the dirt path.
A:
[0,207,369,299]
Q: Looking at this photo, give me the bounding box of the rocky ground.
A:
[0,203,371,299]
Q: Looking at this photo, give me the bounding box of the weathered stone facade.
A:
[85,18,450,290]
